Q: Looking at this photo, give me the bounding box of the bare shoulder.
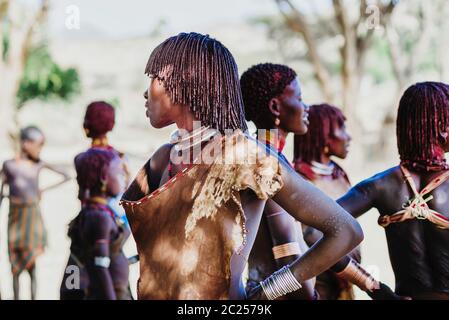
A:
[346,166,403,203]
[2,159,14,170]
[122,143,172,202]
[358,165,402,186]
[149,143,172,172]
[1,159,16,175]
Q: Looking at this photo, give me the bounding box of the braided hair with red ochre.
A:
[145,32,247,133]
[74,148,116,200]
[240,63,297,129]
[83,101,115,138]
[294,103,346,163]
[397,82,449,172]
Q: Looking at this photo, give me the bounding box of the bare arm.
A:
[298,177,380,274]
[249,164,363,299]
[303,226,360,268]
[263,200,316,299]
[88,212,117,300]
[274,164,363,284]
[337,178,379,219]
[0,164,8,209]
[335,178,409,299]
[40,162,71,194]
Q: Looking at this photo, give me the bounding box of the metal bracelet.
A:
[337,258,379,292]
[260,265,302,300]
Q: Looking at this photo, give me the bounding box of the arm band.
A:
[272,242,301,259]
[94,256,111,268]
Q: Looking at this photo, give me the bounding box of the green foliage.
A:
[16,44,81,108]
[1,19,9,60]
[1,33,7,60]
[366,36,395,84]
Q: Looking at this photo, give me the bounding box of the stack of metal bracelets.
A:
[337,258,379,292]
[260,265,302,300]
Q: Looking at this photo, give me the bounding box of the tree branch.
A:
[355,0,368,30]
[403,2,432,80]
[7,0,48,67]
[275,0,334,102]
[355,0,373,71]
[385,26,405,90]
[355,1,397,76]
[0,0,10,67]
[332,0,354,81]
[21,0,49,63]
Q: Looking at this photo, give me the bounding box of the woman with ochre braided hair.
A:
[60,102,132,300]
[120,32,363,300]
[294,104,352,200]
[62,148,131,300]
[82,101,131,228]
[338,82,449,300]
[293,104,365,299]
[240,63,401,300]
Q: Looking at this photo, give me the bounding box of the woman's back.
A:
[340,166,449,298]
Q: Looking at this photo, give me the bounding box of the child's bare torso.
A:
[3,159,43,202]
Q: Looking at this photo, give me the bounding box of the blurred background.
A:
[1,0,448,299]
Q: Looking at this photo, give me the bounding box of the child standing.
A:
[0,126,70,299]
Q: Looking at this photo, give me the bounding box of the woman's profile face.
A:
[144,77,178,128]
[327,122,351,159]
[276,78,309,135]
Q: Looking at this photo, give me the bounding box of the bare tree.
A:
[0,0,49,149]
[378,0,448,153]
[271,0,449,160]
[274,0,397,131]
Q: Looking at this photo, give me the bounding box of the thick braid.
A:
[240,63,296,129]
[294,104,346,163]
